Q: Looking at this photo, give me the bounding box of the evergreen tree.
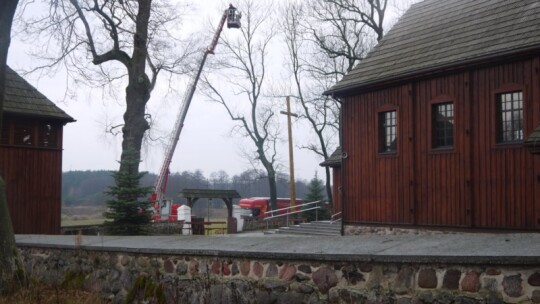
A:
[303,173,330,222]
[103,150,152,235]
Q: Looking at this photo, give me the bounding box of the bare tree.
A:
[201,0,280,210]
[0,0,25,294]
[209,170,230,189]
[280,2,340,205]
[17,0,197,178]
[308,0,384,75]
[321,0,387,42]
[279,0,391,207]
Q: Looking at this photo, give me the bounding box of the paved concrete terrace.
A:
[15,232,540,265]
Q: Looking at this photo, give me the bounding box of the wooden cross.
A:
[280,96,298,207]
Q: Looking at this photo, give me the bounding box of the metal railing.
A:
[330,211,342,224]
[263,200,324,230]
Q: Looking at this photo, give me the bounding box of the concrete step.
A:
[280,226,340,234]
[276,228,340,236]
[272,221,341,236]
[291,226,341,233]
[298,222,341,230]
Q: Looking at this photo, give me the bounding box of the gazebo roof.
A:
[179,189,241,199]
[179,189,241,219]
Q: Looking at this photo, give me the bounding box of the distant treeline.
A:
[62,169,310,206]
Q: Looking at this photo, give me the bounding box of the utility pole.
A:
[280,96,298,207]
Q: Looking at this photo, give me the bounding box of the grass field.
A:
[61,205,105,228]
[61,214,231,235]
[60,205,236,234]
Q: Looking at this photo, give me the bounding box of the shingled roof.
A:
[320,146,342,167]
[525,124,540,154]
[179,189,241,199]
[327,0,540,96]
[4,66,74,122]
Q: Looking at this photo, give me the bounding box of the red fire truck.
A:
[238,197,303,218]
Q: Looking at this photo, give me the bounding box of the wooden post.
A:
[280,96,298,207]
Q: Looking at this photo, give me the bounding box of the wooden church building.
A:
[1,66,74,234]
[325,0,540,231]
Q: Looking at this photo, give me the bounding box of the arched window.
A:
[432,102,454,149]
[496,91,523,143]
[378,110,397,153]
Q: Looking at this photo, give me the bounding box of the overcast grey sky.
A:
[7,0,334,181]
[7,0,413,181]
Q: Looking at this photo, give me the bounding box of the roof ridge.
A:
[327,0,540,95]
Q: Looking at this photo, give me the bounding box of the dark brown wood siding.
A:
[413,72,470,227]
[342,84,414,225]
[470,59,540,229]
[342,56,540,230]
[0,116,64,234]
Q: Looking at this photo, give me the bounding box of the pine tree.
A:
[303,173,329,222]
[103,149,152,235]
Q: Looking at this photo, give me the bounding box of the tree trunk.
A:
[120,79,150,175]
[0,0,23,293]
[119,0,151,176]
[316,134,334,207]
[258,152,277,210]
[324,166,333,206]
[267,168,277,211]
[0,0,17,133]
[0,178,22,293]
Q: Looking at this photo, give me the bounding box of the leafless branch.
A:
[107,123,124,136]
[201,0,281,209]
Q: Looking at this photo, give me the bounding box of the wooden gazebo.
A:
[179,189,241,218]
[179,189,241,234]
[1,66,74,234]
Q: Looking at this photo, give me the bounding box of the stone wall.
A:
[344,225,466,236]
[17,246,540,304]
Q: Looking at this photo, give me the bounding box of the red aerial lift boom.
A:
[150,5,242,221]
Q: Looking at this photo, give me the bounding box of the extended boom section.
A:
[151,5,242,221]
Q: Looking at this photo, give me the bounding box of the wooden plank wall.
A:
[470,59,539,229]
[534,58,540,228]
[0,146,63,234]
[414,72,470,227]
[342,85,413,224]
[342,56,540,230]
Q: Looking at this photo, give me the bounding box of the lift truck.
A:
[150,5,242,221]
